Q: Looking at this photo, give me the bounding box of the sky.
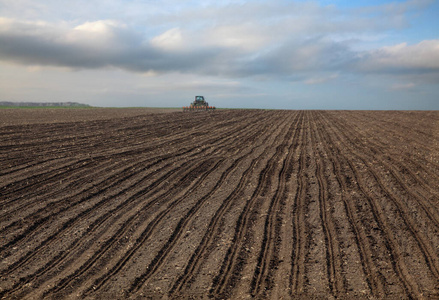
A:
[0,0,438,109]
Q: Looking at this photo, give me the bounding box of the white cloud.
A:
[74,20,122,33]
[357,40,439,72]
[151,27,185,51]
[203,24,270,52]
[65,20,126,48]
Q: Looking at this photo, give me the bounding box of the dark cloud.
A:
[0,18,355,78]
[0,19,239,77]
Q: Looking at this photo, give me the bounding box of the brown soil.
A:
[1,109,438,299]
[0,108,180,126]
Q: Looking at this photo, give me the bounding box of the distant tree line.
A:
[0,101,91,107]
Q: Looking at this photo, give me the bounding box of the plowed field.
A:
[1,109,439,299]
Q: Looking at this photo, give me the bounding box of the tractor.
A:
[183,96,215,111]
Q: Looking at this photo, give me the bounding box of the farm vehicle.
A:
[183,96,215,111]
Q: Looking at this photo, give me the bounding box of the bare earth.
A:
[0,109,438,299]
[0,108,180,126]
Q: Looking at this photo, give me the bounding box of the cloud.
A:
[151,27,185,51]
[356,40,439,73]
[0,16,354,77]
[0,18,142,68]
[203,24,271,52]
[0,0,436,81]
[0,17,210,73]
[69,20,125,44]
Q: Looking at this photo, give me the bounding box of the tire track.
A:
[318,111,423,298]
[0,112,264,284]
[327,112,439,257]
[312,111,386,297]
[0,156,70,179]
[0,148,195,257]
[210,112,298,299]
[250,111,303,297]
[0,112,255,227]
[352,111,439,156]
[0,111,267,253]
[0,111,263,187]
[0,158,119,224]
[0,157,215,298]
[41,158,224,299]
[0,111,228,175]
[309,113,344,297]
[0,116,222,197]
[0,158,101,199]
[1,110,437,299]
[81,111,278,294]
[324,112,439,294]
[0,111,276,298]
[334,111,439,191]
[125,113,290,296]
[79,114,276,296]
[289,111,308,296]
[331,112,439,229]
[170,111,302,297]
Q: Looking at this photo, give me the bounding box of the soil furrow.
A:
[289,111,308,296]
[1,109,437,299]
[312,111,386,297]
[0,111,265,254]
[171,111,301,298]
[318,112,426,298]
[0,149,195,256]
[330,112,439,229]
[84,158,229,296]
[125,131,274,295]
[41,158,224,298]
[309,113,344,297]
[324,112,439,294]
[0,113,260,234]
[0,112,265,294]
[75,111,276,297]
[0,157,214,298]
[250,111,302,297]
[210,112,296,299]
